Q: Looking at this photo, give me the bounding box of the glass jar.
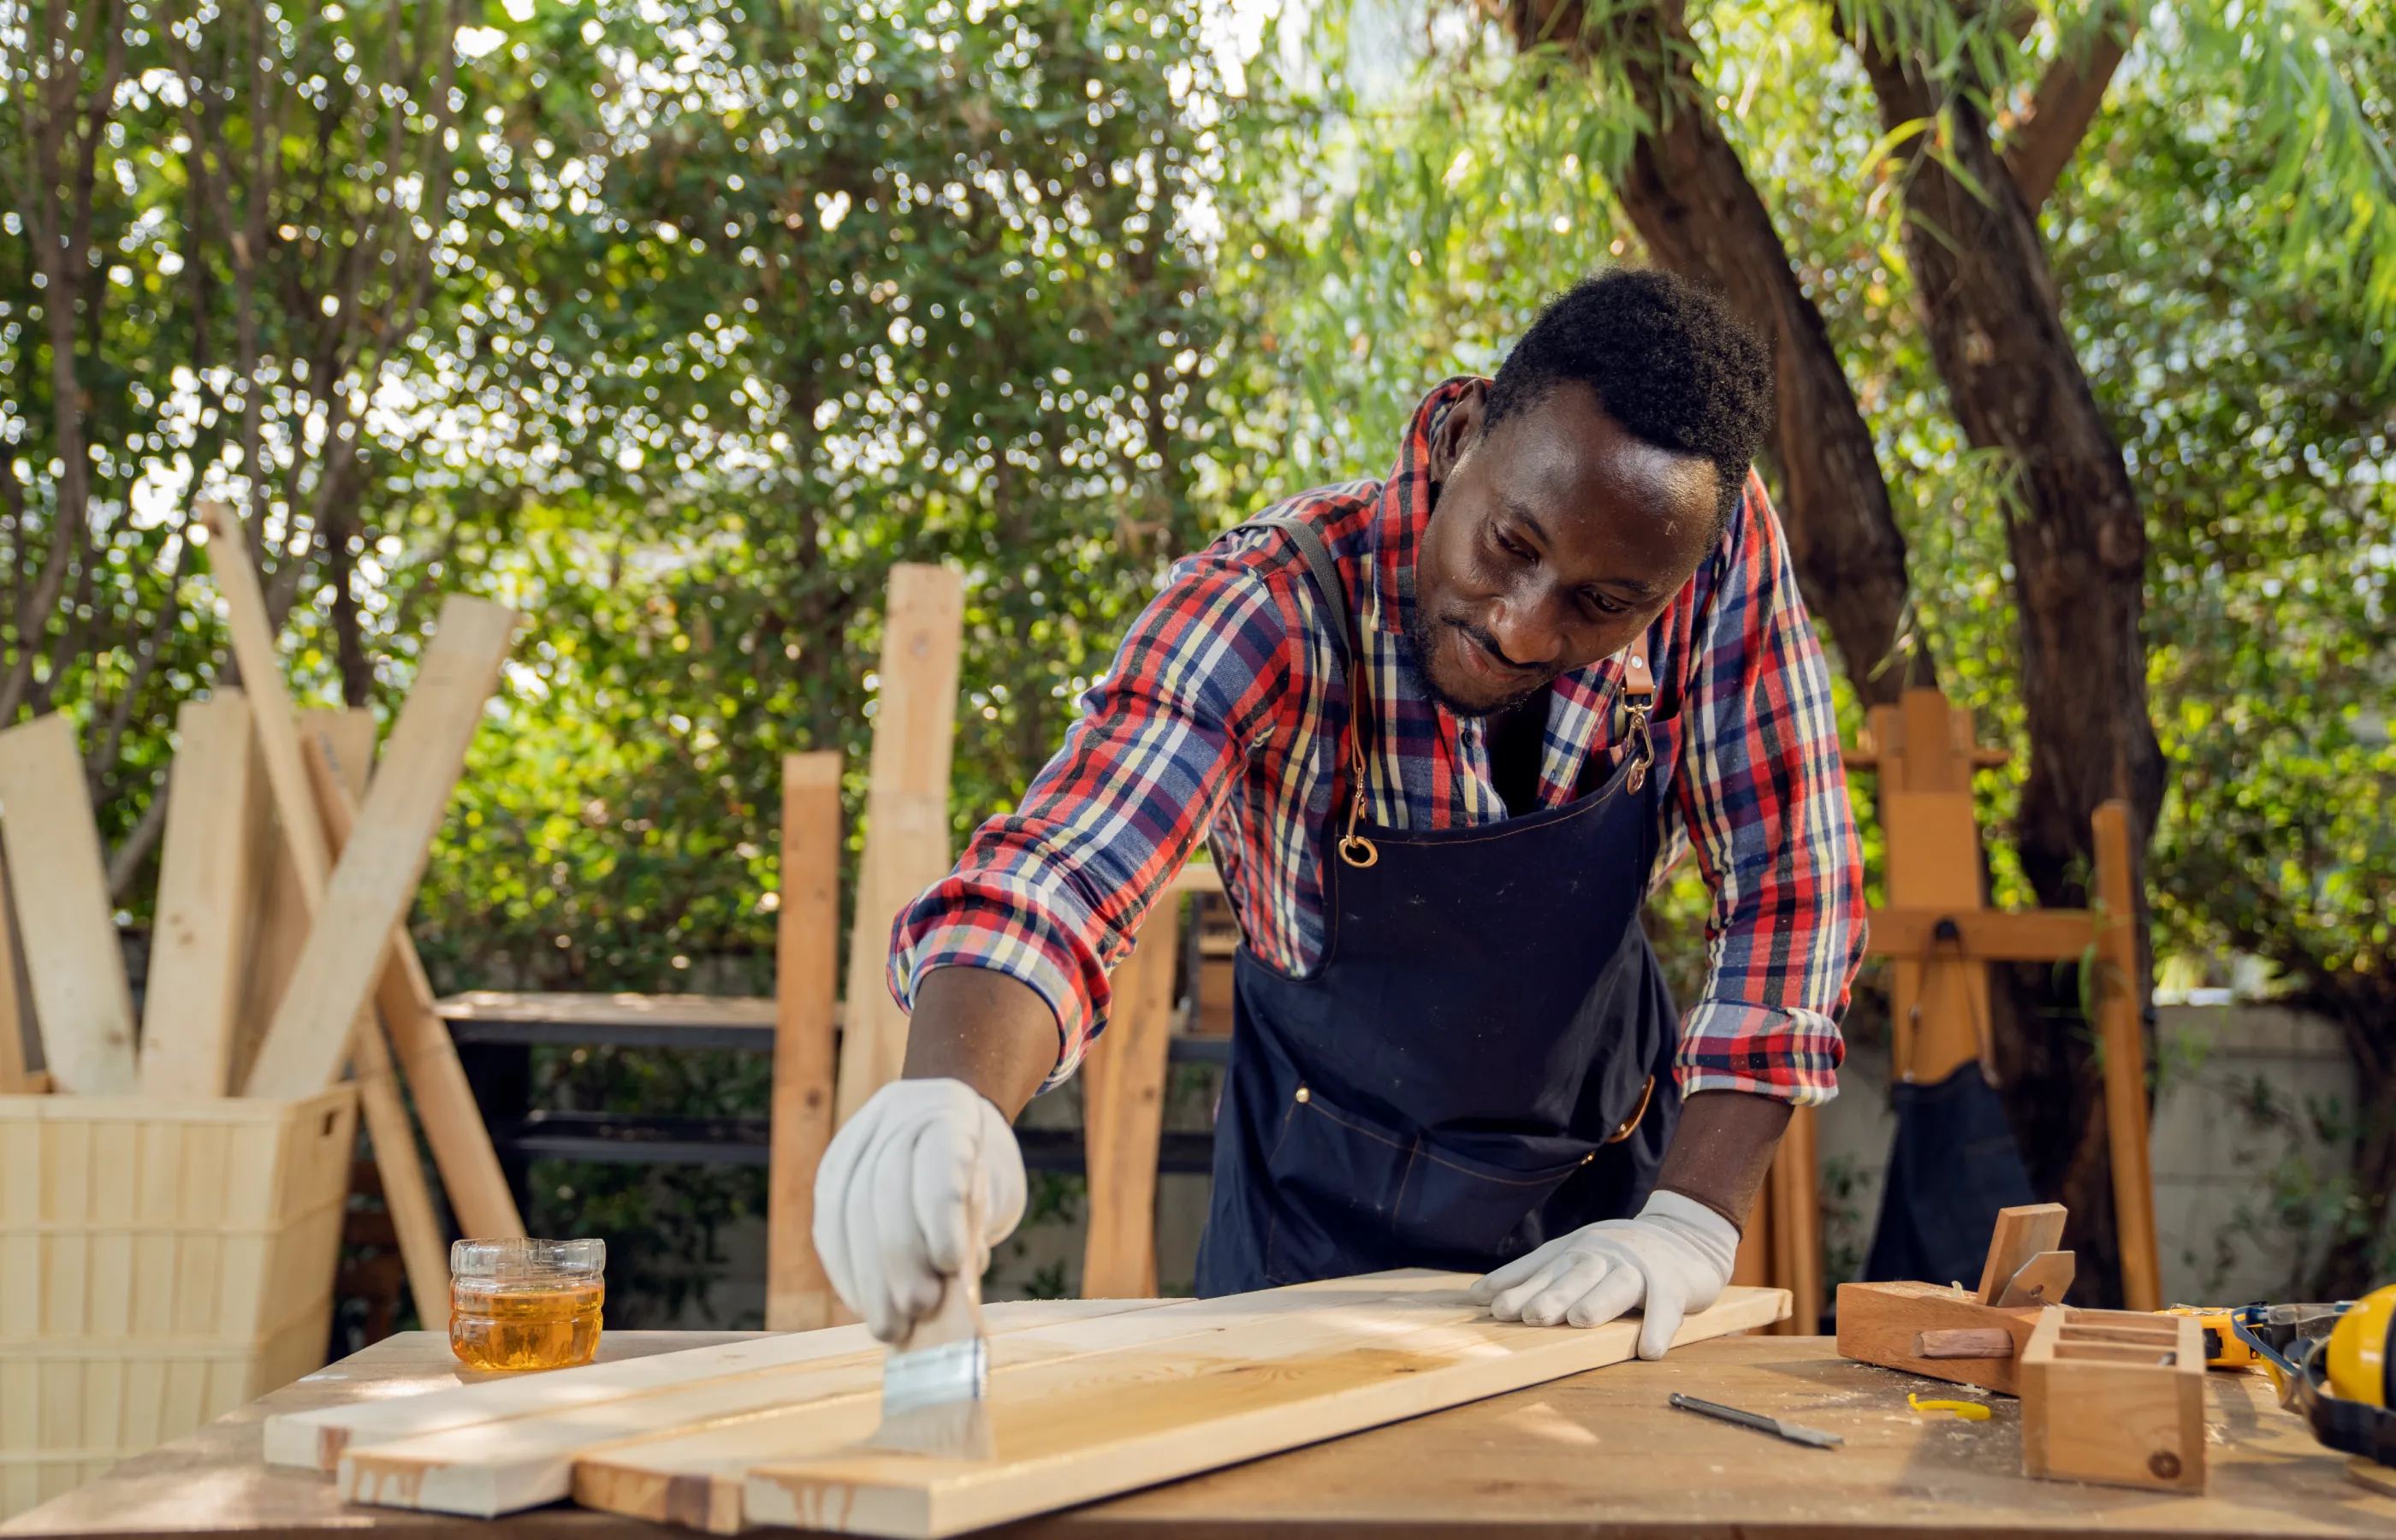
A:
[448,1237,606,1371]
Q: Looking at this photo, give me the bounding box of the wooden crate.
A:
[0,1087,357,1517]
[2019,1305,2206,1493]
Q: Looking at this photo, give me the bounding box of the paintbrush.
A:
[867,1226,993,1460]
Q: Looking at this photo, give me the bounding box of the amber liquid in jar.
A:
[448,1278,605,1371]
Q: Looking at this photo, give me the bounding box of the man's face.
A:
[1409,379,1723,718]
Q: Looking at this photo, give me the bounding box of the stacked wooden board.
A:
[265,1272,1788,1538]
[0,503,526,1515]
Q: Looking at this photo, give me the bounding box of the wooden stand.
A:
[2020,1306,2206,1492]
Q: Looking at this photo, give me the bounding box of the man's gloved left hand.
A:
[1469,1189,1740,1359]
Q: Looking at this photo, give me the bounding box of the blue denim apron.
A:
[1193,514,1683,1295]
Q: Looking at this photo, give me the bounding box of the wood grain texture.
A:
[304,735,524,1241]
[1976,1204,2068,1306]
[833,565,964,1129]
[1836,1280,2041,1396]
[21,1327,2396,1539]
[139,696,261,1096]
[768,752,843,1332]
[2019,1306,2203,1491]
[1079,902,1179,1299]
[2091,801,2161,1313]
[1861,907,2096,962]
[738,1277,1790,1538]
[0,713,137,1093]
[244,595,516,1097]
[1765,1104,1823,1336]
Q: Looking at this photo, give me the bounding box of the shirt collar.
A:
[1370,376,1486,638]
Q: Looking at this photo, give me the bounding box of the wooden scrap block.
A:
[0,713,137,1093]
[768,750,844,1332]
[139,694,262,1097]
[2020,1305,2205,1492]
[1836,1280,2040,1396]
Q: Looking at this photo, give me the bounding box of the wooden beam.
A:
[1765,1105,1823,1336]
[833,564,965,1128]
[1081,901,1180,1299]
[304,733,525,1241]
[767,750,843,1331]
[139,694,262,1096]
[198,501,459,1324]
[1865,907,2096,962]
[0,713,138,1093]
[244,594,518,1097]
[2091,800,2161,1313]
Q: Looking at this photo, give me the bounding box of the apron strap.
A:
[1234,513,1380,868]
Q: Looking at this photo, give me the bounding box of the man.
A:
[815,270,1865,1358]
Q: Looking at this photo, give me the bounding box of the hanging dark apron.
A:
[1193,514,1687,1295]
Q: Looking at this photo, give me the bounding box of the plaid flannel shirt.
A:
[892,378,1865,1105]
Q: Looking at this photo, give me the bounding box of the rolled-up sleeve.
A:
[888,549,1292,1088]
[1669,477,1866,1106]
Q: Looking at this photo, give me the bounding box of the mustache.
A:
[1445,616,1545,679]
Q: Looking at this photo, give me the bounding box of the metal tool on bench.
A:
[1669,1393,1843,1448]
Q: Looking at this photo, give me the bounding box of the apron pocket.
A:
[1400,1130,1601,1261]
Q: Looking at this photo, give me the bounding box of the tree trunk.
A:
[1500,0,1920,708]
[1848,26,2167,1304]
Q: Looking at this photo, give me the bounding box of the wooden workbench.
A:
[8,1330,2393,1539]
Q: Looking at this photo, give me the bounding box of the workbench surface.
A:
[9,1328,2394,1539]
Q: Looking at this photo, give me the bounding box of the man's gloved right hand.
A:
[814,1077,1027,1342]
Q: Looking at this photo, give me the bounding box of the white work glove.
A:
[813,1078,1027,1342]
[1470,1190,1740,1359]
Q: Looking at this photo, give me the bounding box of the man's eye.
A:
[1583,592,1629,619]
[1493,530,1534,562]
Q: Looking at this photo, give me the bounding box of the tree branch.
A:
[2002,10,2137,211]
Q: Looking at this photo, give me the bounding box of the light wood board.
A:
[305,734,524,1241]
[833,564,964,1128]
[2091,799,2161,1312]
[244,594,517,1097]
[0,712,137,1093]
[737,1277,1790,1538]
[0,841,33,1092]
[1079,902,1178,1299]
[768,751,843,1331]
[139,694,261,1096]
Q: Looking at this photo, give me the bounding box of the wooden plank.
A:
[436,991,783,1031]
[0,840,32,1092]
[736,1278,1790,1539]
[243,593,518,1097]
[2091,800,2161,1313]
[768,751,844,1332]
[198,503,458,1325]
[1764,1104,1822,1336]
[269,1300,1150,1473]
[0,713,138,1093]
[1835,1280,2041,1396]
[1863,907,2096,962]
[833,564,965,1129]
[1975,1203,2068,1306]
[1879,787,1988,1086]
[2020,1306,2203,1491]
[304,734,525,1241]
[139,695,261,1096]
[1080,902,1180,1299]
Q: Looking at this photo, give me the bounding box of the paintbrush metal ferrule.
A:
[880,1335,987,1419]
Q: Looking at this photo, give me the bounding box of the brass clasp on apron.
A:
[1337,732,1379,868]
[1604,1075,1657,1143]
[1621,643,1658,795]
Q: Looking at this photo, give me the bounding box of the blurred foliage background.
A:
[4,0,2391,1316]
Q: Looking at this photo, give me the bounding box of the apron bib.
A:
[1192,514,1685,1295]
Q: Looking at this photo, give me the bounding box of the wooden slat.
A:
[139,695,261,1096]
[243,594,518,1098]
[1080,903,1179,1299]
[268,1299,1149,1472]
[228,713,361,1092]
[738,1278,1790,1539]
[304,734,525,1241]
[833,564,965,1128]
[2091,800,2161,1313]
[768,750,844,1331]
[1863,907,2096,962]
[436,992,782,1030]
[1765,1105,1822,1336]
[0,842,31,1093]
[0,713,138,1093]
[198,502,458,1325]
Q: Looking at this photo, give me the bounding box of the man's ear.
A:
[1426,380,1491,484]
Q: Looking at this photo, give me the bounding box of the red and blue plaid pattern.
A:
[893,379,1865,1105]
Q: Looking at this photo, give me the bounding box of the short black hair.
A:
[1486,268,1774,528]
